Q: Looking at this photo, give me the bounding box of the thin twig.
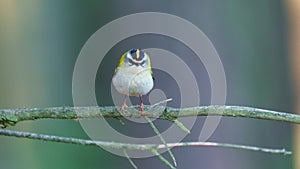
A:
[0,129,292,155]
[123,149,138,169]
[1,105,299,127]
[173,119,191,134]
[145,116,177,166]
[150,98,173,108]
[150,149,176,169]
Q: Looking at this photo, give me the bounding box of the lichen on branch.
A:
[0,105,299,128]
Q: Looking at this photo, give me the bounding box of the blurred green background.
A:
[0,1,295,169]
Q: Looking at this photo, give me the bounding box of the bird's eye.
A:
[140,60,146,67]
[128,59,134,66]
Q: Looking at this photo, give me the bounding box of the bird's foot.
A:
[138,111,148,116]
[138,103,148,116]
[119,103,128,111]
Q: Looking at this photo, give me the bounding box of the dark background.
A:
[0,1,295,169]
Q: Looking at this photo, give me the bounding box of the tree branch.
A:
[0,105,299,127]
[0,105,295,168]
[0,129,291,155]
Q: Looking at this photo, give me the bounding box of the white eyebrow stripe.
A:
[126,52,134,60]
[132,59,145,64]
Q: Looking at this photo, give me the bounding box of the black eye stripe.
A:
[128,59,134,65]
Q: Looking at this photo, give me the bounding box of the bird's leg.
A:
[120,95,128,110]
[138,95,144,112]
[138,95,147,116]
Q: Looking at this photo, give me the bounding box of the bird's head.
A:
[119,49,151,71]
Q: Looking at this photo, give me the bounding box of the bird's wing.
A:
[113,67,119,77]
[151,71,155,81]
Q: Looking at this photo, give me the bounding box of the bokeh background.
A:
[0,1,299,169]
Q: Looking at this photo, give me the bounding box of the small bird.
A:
[112,49,154,113]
